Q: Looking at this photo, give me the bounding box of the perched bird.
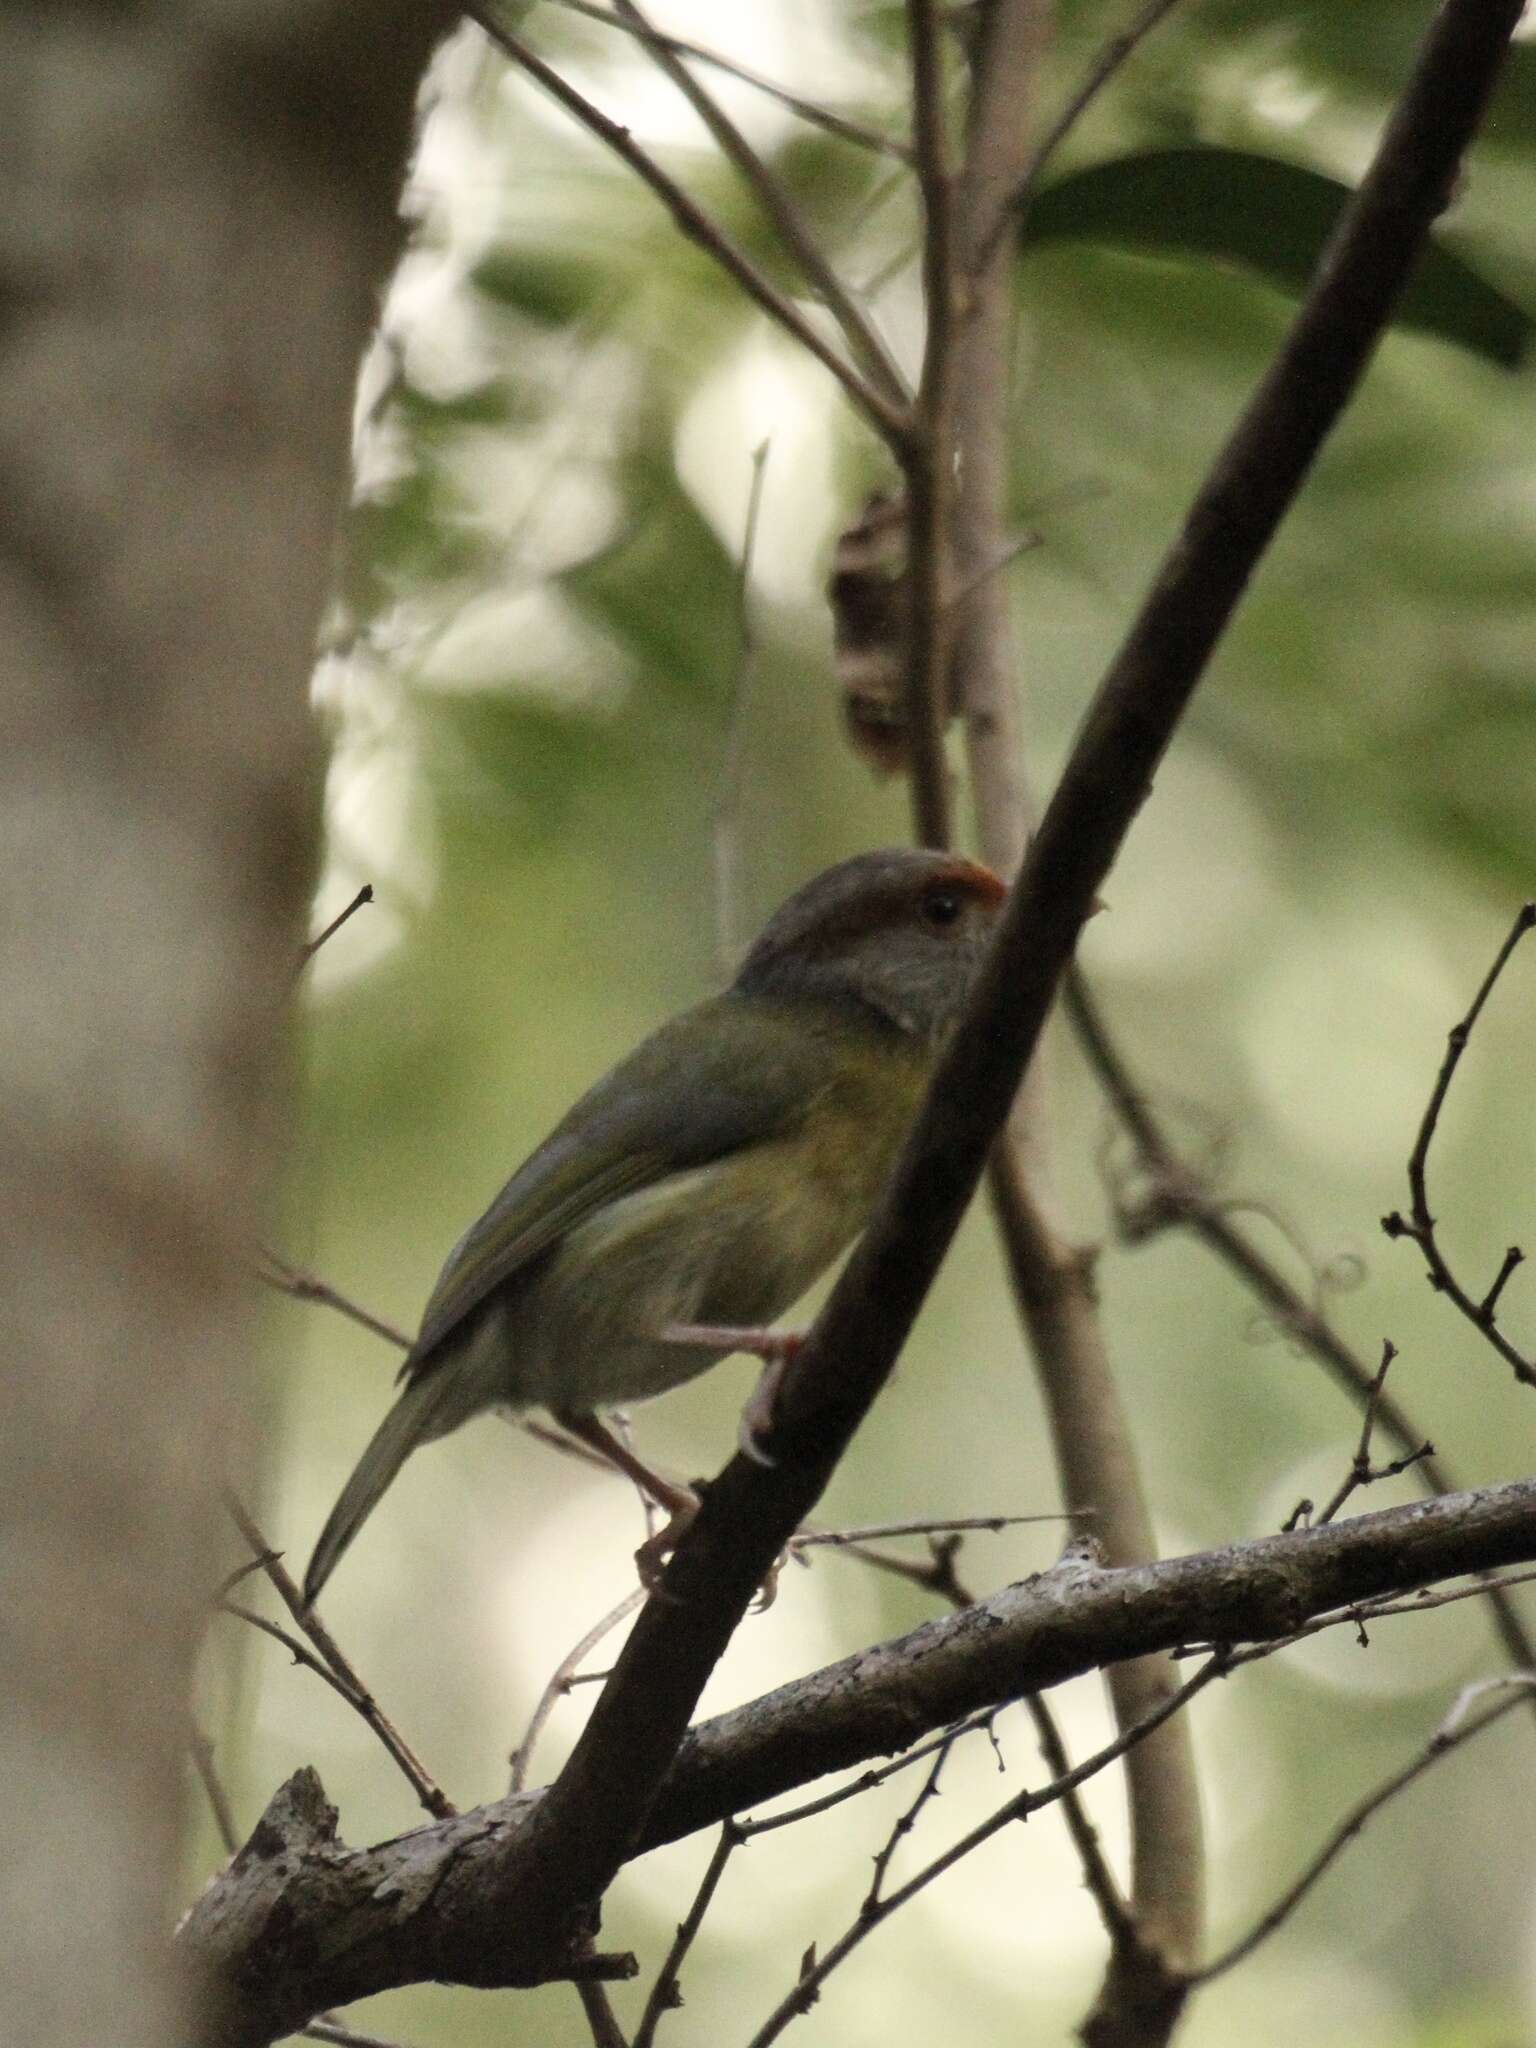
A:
[303,847,1005,1605]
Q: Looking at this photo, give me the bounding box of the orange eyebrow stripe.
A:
[935,858,1006,905]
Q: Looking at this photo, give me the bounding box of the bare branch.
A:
[462,8,911,445]
[1382,901,1536,1387]
[544,0,914,163]
[178,1476,1536,2043]
[1064,966,1536,1695]
[224,1493,456,1821]
[899,0,958,847]
[943,0,1207,2017]
[1006,0,1190,239]
[509,1587,646,1793]
[632,1823,743,2048]
[612,0,910,406]
[1188,1675,1536,1984]
[740,1653,1233,2048]
[297,884,375,972]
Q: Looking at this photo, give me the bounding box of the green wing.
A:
[403,994,839,1380]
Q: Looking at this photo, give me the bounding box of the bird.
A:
[303,847,1006,1606]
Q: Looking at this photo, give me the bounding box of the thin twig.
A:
[224,1493,457,1820]
[1065,966,1536,1703]
[1382,902,1536,1388]
[1023,1695,1135,1946]
[544,0,914,163]
[218,1601,369,1711]
[463,7,910,445]
[741,1652,1233,2048]
[633,1823,744,2048]
[1003,0,1190,244]
[257,1251,412,1349]
[576,1978,631,2048]
[737,1710,1000,1840]
[792,1511,1068,1549]
[258,1252,617,1475]
[713,440,771,978]
[1187,1675,1536,1985]
[189,1728,242,1856]
[612,0,909,405]
[862,1722,962,1912]
[303,2022,420,2048]
[510,1586,647,1792]
[297,884,374,973]
[1313,1340,1432,1525]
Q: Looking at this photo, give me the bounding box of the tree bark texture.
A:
[178,1475,1536,2045]
[0,9,450,2046]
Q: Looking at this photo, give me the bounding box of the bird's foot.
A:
[634,1492,701,1595]
[659,1323,805,1468]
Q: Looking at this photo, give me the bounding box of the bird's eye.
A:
[920,890,962,928]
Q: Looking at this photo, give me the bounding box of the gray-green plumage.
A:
[303,849,1004,1606]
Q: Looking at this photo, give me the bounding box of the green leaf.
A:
[1020,146,1532,368]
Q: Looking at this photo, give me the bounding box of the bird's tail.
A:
[303,1368,463,1609]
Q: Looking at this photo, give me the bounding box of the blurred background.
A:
[194,3,1536,2042]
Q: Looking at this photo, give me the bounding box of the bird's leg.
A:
[554,1409,700,1590]
[660,1323,804,1468]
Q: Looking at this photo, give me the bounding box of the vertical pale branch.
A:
[901,0,958,847]
[926,1,1208,2031]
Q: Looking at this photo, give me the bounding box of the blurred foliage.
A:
[207,5,1536,2047]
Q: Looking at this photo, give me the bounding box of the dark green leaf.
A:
[1020,146,1532,368]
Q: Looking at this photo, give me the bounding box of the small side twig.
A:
[1187,1674,1536,1985]
[862,1721,964,1913]
[612,0,909,407]
[545,0,914,163]
[713,440,771,978]
[739,1710,1002,1841]
[297,883,374,973]
[1314,1341,1433,1526]
[740,1651,1234,2048]
[633,1822,744,2048]
[1004,0,1190,240]
[510,1586,647,1792]
[189,1728,241,1856]
[224,1493,457,1820]
[463,8,910,445]
[1023,1694,1135,1948]
[1382,902,1536,1389]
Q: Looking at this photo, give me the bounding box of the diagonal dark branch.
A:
[507,0,1527,1961]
